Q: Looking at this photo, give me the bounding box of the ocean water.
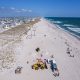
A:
[45,17,80,38]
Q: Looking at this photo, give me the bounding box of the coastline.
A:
[0,18,80,80]
[45,18,80,40]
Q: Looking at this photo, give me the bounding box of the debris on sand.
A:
[15,66,23,74]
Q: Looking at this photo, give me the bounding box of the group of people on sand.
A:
[45,56,59,77]
[32,53,59,77]
[15,47,59,77]
[36,47,60,77]
[67,47,74,57]
[65,42,74,58]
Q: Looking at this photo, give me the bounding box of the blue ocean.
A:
[45,17,80,38]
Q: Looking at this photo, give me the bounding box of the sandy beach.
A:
[0,18,80,80]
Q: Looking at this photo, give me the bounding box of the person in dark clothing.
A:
[50,60,55,72]
[50,60,59,77]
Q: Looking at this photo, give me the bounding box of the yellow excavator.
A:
[32,59,47,70]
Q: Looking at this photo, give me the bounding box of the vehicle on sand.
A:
[32,59,47,70]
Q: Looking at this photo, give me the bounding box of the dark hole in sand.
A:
[35,48,40,52]
[44,34,47,37]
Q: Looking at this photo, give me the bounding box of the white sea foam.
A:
[67,27,80,33]
[53,21,62,24]
[63,24,73,27]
